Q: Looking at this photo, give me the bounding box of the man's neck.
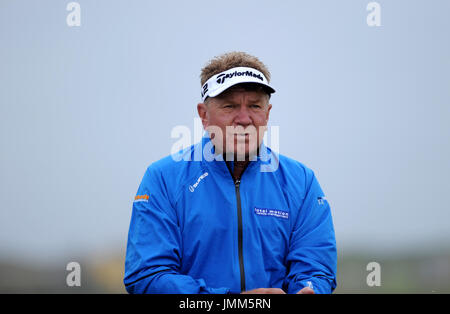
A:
[223,154,251,181]
[232,160,250,181]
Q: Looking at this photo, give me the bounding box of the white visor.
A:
[201,66,275,102]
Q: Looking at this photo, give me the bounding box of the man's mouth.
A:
[234,134,249,140]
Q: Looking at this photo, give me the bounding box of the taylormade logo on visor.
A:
[216,70,264,84]
[201,66,275,102]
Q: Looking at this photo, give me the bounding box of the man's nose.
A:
[234,106,252,126]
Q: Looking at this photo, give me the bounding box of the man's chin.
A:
[223,147,259,161]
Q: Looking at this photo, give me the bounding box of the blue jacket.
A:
[124,136,337,294]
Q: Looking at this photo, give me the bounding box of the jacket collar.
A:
[199,133,274,179]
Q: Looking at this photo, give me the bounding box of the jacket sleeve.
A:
[123,165,230,294]
[284,169,337,294]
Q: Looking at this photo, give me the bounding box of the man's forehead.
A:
[216,87,267,101]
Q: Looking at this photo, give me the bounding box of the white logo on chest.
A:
[189,172,209,192]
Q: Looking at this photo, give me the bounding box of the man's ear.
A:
[266,103,272,122]
[197,103,208,128]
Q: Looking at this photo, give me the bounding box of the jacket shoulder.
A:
[142,145,206,203]
[275,153,316,199]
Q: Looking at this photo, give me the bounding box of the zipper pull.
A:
[235,179,241,187]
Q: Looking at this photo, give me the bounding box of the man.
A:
[124,52,337,294]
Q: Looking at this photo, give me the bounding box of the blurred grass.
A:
[1,248,449,293]
[334,250,450,293]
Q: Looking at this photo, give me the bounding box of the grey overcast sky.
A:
[1,0,449,264]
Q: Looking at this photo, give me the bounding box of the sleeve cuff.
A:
[289,277,335,294]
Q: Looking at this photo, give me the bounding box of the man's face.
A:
[197,87,272,159]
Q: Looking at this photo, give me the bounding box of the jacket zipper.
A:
[224,160,249,293]
[234,178,246,292]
